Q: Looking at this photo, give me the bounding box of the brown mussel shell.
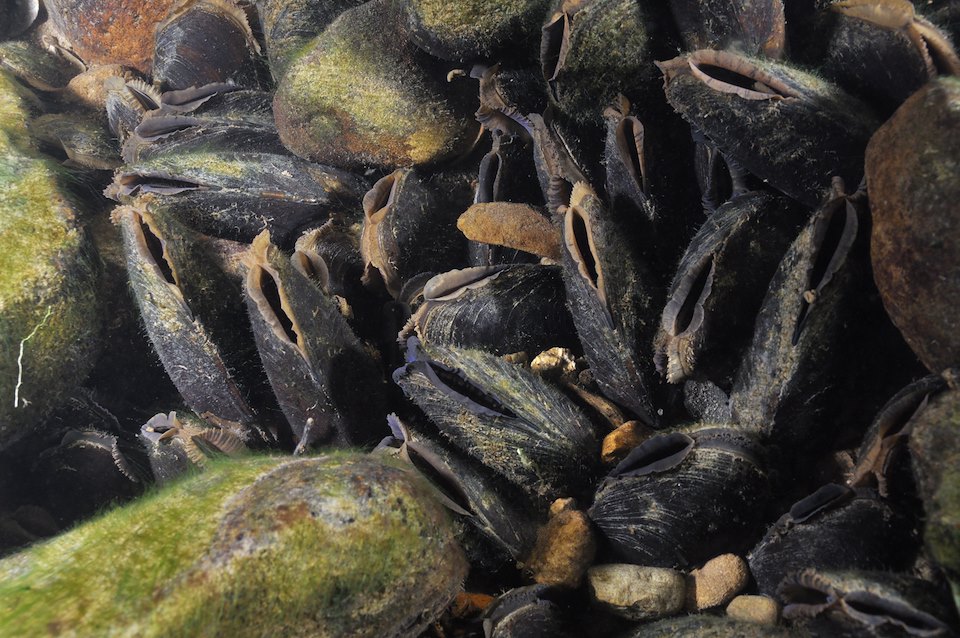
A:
[748,485,915,596]
[658,50,881,207]
[866,77,960,374]
[589,425,769,570]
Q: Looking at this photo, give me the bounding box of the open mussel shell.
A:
[360,167,470,298]
[0,37,82,92]
[658,50,880,207]
[654,191,807,387]
[540,0,670,124]
[666,0,786,58]
[393,339,600,501]
[482,585,576,638]
[560,181,660,424]
[779,569,958,637]
[908,375,960,596]
[383,416,543,563]
[589,424,770,570]
[105,77,162,146]
[405,264,578,356]
[255,0,364,80]
[108,150,368,246]
[851,373,948,497]
[29,113,121,170]
[403,0,549,62]
[44,0,177,72]
[804,0,960,116]
[729,180,915,450]
[866,77,960,374]
[619,614,799,637]
[140,410,248,483]
[153,0,262,91]
[273,0,478,168]
[0,0,39,39]
[528,112,590,216]
[113,204,262,434]
[32,429,146,527]
[748,484,915,597]
[243,232,387,449]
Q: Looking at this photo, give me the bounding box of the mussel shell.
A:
[654,191,807,387]
[666,0,786,57]
[483,585,576,638]
[243,232,387,448]
[748,485,915,596]
[866,77,960,373]
[589,425,769,570]
[29,113,121,170]
[0,0,39,39]
[658,50,880,207]
[619,614,799,637]
[0,38,82,92]
[153,0,262,91]
[406,264,578,356]
[360,167,471,298]
[779,569,958,637]
[393,340,600,501]
[109,151,368,246]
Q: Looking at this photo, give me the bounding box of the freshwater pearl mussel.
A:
[1,0,959,635]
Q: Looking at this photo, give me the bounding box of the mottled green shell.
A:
[0,453,467,637]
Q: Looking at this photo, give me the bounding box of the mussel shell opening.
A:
[608,432,695,478]
[787,483,854,524]
[687,50,801,100]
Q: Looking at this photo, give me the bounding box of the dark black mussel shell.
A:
[748,484,916,596]
[589,425,770,570]
[243,231,387,449]
[801,0,960,116]
[0,0,39,39]
[483,585,576,638]
[104,77,163,146]
[393,339,600,501]
[114,204,262,435]
[108,150,368,246]
[654,191,807,388]
[382,416,543,563]
[560,181,661,425]
[729,181,917,450]
[666,0,786,58]
[153,0,262,91]
[404,264,578,356]
[658,49,881,208]
[780,569,958,637]
[540,0,671,124]
[529,112,590,217]
[360,167,471,298]
[851,373,948,497]
[403,0,550,62]
[255,0,365,80]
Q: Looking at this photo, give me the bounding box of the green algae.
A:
[0,453,466,637]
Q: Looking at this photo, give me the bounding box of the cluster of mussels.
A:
[1,0,960,635]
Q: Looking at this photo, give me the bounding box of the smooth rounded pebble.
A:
[686,553,750,610]
[587,564,686,620]
[726,595,781,625]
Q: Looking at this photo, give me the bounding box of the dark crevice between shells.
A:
[672,258,713,337]
[792,202,859,345]
[616,116,648,197]
[139,219,177,287]
[608,432,694,478]
[248,265,302,350]
[476,151,502,204]
[688,51,800,100]
[788,483,854,524]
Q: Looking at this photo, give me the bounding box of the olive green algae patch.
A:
[273,0,477,169]
[0,453,468,637]
[0,72,100,449]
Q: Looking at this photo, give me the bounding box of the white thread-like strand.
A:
[13,306,53,408]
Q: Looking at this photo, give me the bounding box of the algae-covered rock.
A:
[0,70,101,451]
[0,453,467,637]
[273,0,478,169]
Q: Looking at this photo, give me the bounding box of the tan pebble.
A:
[726,595,781,625]
[587,564,685,620]
[457,202,562,260]
[601,420,654,464]
[549,497,577,516]
[686,554,750,611]
[524,508,596,589]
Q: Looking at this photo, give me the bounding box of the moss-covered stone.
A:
[0,453,467,637]
[273,0,478,169]
[0,70,101,451]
